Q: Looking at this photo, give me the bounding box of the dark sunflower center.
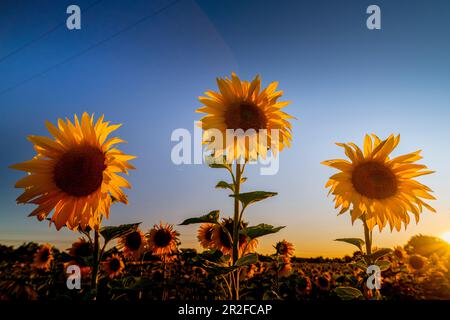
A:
[351,161,397,199]
[317,276,329,288]
[75,243,92,257]
[154,229,172,248]
[409,256,424,270]
[276,243,288,255]
[54,145,106,197]
[219,220,246,249]
[109,258,121,272]
[225,102,267,131]
[125,232,142,251]
[40,249,50,262]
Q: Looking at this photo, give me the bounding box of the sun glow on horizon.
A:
[440,231,450,244]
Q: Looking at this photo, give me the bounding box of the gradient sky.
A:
[0,0,449,257]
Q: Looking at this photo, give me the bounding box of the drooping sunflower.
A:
[147,223,179,256]
[10,113,135,231]
[68,237,93,260]
[33,244,53,271]
[118,229,147,260]
[197,223,215,249]
[274,240,295,257]
[211,218,257,256]
[103,254,125,279]
[322,134,435,231]
[197,73,294,161]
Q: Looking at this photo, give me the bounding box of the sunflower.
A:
[10,112,135,231]
[147,223,179,256]
[274,240,295,257]
[197,73,293,161]
[278,256,292,278]
[393,246,407,261]
[315,273,332,291]
[33,244,53,270]
[197,223,215,249]
[118,229,147,260]
[68,237,92,260]
[407,254,427,273]
[103,254,125,279]
[322,134,435,231]
[64,260,91,277]
[211,218,257,256]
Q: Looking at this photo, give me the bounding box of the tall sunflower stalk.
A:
[322,134,435,300]
[181,73,294,300]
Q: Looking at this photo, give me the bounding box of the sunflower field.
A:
[2,73,446,302]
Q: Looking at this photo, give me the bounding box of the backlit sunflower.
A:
[33,244,53,271]
[197,73,293,161]
[147,223,179,256]
[118,229,147,260]
[211,218,257,256]
[10,112,135,231]
[68,237,92,260]
[274,240,295,257]
[103,254,125,279]
[407,254,427,273]
[197,223,215,249]
[322,134,435,231]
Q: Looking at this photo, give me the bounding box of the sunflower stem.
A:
[91,228,100,297]
[232,162,242,300]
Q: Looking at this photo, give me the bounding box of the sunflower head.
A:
[211,218,257,256]
[147,223,179,256]
[33,244,53,271]
[197,223,215,249]
[315,273,332,291]
[68,237,93,260]
[393,246,407,261]
[274,240,295,257]
[103,254,125,279]
[10,113,135,231]
[197,73,293,162]
[119,229,147,260]
[408,254,427,272]
[278,256,292,278]
[322,134,435,232]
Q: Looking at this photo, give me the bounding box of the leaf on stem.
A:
[241,223,285,239]
[230,191,278,209]
[179,210,220,225]
[334,238,365,251]
[100,223,141,243]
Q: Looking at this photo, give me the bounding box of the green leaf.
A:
[100,223,141,243]
[205,156,231,171]
[179,210,220,225]
[242,224,285,239]
[230,191,278,209]
[334,238,365,251]
[235,253,258,267]
[334,286,363,300]
[350,260,368,272]
[376,260,391,271]
[367,248,392,262]
[215,181,234,192]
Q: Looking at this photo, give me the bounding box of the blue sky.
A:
[0,0,449,256]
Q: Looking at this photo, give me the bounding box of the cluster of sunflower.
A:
[7,73,438,300]
[1,237,449,300]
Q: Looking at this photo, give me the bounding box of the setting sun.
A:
[441,232,450,244]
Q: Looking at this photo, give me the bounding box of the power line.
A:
[0,0,105,65]
[0,0,183,97]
